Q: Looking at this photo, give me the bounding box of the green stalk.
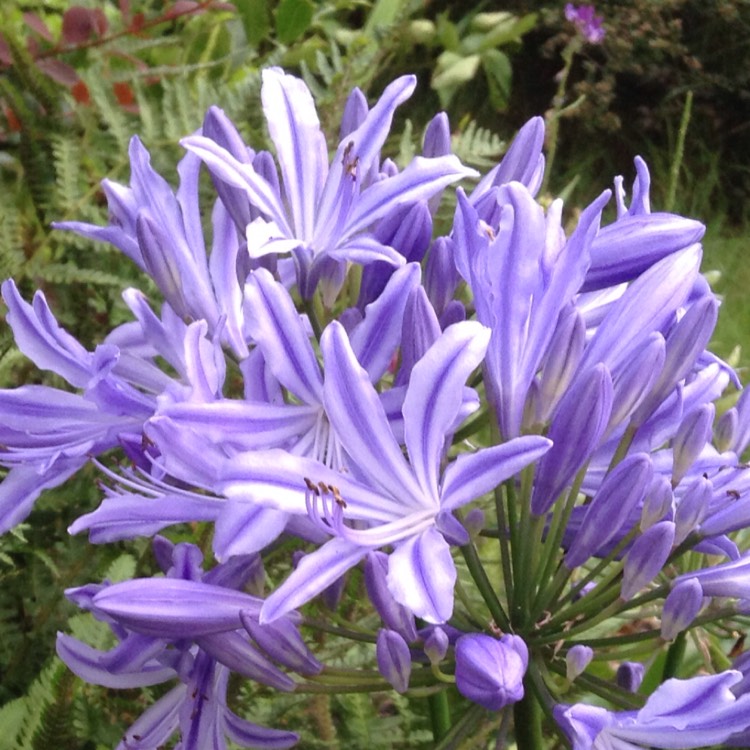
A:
[303,294,324,340]
[434,704,486,750]
[533,596,623,646]
[529,469,587,619]
[662,630,687,681]
[428,689,452,743]
[497,480,516,614]
[540,37,582,195]
[460,538,511,631]
[513,676,544,750]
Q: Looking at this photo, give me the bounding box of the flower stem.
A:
[460,537,511,631]
[662,630,687,681]
[428,689,452,742]
[513,677,544,750]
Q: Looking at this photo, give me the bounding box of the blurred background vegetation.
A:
[0,0,748,747]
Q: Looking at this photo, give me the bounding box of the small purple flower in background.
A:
[564,3,605,44]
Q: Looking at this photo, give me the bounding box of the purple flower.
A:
[58,540,302,749]
[564,4,605,44]
[224,321,550,624]
[181,68,475,297]
[556,672,750,748]
[454,633,528,710]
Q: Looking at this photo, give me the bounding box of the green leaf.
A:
[234,0,271,46]
[478,12,537,53]
[365,0,408,33]
[275,0,314,45]
[435,14,460,52]
[432,52,481,109]
[482,48,512,111]
[432,52,481,90]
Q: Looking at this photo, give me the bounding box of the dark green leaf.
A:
[275,0,314,46]
[482,48,512,111]
[233,0,271,47]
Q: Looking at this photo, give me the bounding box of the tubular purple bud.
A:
[532,364,614,516]
[662,578,703,640]
[321,573,347,612]
[455,634,528,710]
[463,507,486,538]
[423,112,451,158]
[566,645,593,682]
[471,116,545,207]
[364,552,419,642]
[423,627,450,665]
[731,387,750,456]
[632,294,719,426]
[616,661,645,693]
[241,611,322,675]
[565,453,653,569]
[538,305,585,423]
[674,476,712,545]
[715,407,738,454]
[424,237,459,318]
[608,332,665,431]
[397,286,442,387]
[584,213,705,292]
[672,404,714,486]
[376,629,412,694]
[641,475,674,531]
[90,579,262,637]
[196,632,296,691]
[621,521,675,600]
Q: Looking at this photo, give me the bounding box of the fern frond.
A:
[452,120,506,169]
[0,211,26,280]
[31,668,81,750]
[24,262,126,288]
[51,135,84,216]
[8,660,63,750]
[82,70,134,154]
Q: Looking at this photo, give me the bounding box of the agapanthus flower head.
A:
[564,3,605,44]
[4,62,750,750]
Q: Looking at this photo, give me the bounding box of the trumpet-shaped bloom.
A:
[59,539,303,749]
[221,321,550,623]
[182,68,476,297]
[555,672,750,749]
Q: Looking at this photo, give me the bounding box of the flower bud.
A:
[566,645,593,682]
[364,552,418,642]
[672,404,714,486]
[621,521,675,600]
[662,578,703,640]
[376,629,412,694]
[454,633,528,710]
[640,474,674,531]
[423,627,450,665]
[674,476,712,545]
[715,407,737,453]
[241,612,322,675]
[616,661,645,693]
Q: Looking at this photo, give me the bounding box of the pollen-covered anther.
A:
[304,477,347,535]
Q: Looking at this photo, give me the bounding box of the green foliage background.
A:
[0,0,748,747]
